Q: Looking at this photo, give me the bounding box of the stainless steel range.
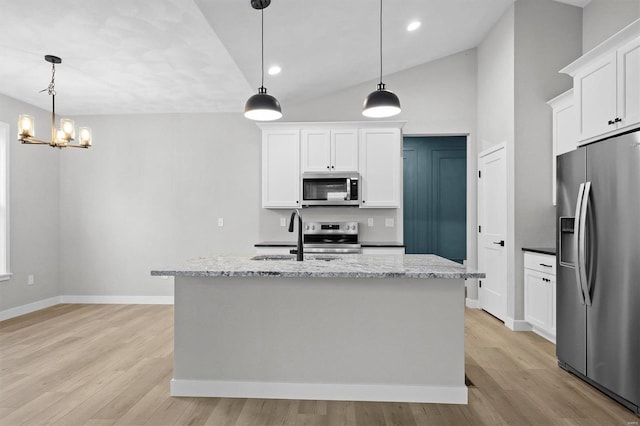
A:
[303,221,361,254]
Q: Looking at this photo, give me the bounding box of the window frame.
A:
[0,121,10,281]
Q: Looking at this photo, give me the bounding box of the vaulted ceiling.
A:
[0,0,588,116]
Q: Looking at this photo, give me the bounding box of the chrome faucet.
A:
[288,209,303,261]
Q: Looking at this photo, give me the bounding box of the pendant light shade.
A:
[362,0,401,118]
[245,87,282,121]
[362,83,401,118]
[245,1,282,121]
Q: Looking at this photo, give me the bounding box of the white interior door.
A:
[478,145,507,321]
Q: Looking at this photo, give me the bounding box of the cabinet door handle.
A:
[542,278,550,283]
[539,263,552,268]
[615,117,622,123]
[493,240,505,247]
[608,119,615,125]
[331,165,334,169]
[326,166,330,169]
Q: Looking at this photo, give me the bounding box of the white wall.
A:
[59,113,261,297]
[513,0,582,319]
[477,5,515,306]
[477,6,515,154]
[0,94,60,311]
[583,0,640,52]
[477,0,582,321]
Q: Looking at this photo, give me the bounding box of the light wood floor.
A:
[0,304,637,425]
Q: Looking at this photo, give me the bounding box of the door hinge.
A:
[479,280,482,288]
[478,225,481,233]
[478,170,481,178]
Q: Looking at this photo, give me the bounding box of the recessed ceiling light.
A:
[268,65,281,75]
[407,21,421,32]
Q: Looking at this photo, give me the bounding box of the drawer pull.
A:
[539,263,552,268]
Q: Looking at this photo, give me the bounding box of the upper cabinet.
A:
[561,20,640,144]
[259,122,405,209]
[359,128,401,208]
[617,36,640,130]
[261,129,300,209]
[301,128,358,172]
[547,89,577,206]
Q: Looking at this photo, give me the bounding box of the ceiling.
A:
[0,0,587,116]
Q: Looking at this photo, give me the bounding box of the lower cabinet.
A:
[524,252,556,343]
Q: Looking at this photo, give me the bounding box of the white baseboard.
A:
[530,325,556,344]
[0,296,61,322]
[0,295,174,322]
[465,298,479,309]
[170,379,468,404]
[504,317,532,331]
[59,295,174,305]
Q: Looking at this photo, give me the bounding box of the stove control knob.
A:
[311,225,316,230]
[305,225,309,230]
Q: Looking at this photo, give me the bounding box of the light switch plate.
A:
[367,218,374,227]
[28,275,34,285]
[385,218,394,228]
[280,217,287,227]
[217,218,224,227]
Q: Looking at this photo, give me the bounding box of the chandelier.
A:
[18,55,92,149]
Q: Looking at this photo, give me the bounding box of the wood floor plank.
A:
[0,304,638,426]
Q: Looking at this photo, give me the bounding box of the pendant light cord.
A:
[379,0,383,85]
[261,8,265,89]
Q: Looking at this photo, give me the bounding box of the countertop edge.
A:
[255,242,406,248]
[521,247,556,256]
[152,270,485,279]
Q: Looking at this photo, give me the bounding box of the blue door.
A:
[403,136,467,262]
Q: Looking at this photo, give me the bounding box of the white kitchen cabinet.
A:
[573,52,617,142]
[561,21,640,144]
[359,128,402,208]
[524,252,556,343]
[261,129,301,208]
[617,35,640,131]
[547,89,577,206]
[301,128,358,172]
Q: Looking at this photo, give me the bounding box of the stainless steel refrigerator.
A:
[557,128,640,415]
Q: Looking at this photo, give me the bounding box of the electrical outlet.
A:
[367,218,374,227]
[385,218,394,228]
[27,275,34,285]
[280,217,286,227]
[217,218,224,227]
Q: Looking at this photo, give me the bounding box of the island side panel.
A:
[172,276,466,403]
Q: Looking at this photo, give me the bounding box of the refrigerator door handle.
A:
[573,183,586,305]
[579,182,592,306]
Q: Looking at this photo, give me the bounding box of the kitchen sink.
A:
[250,255,339,261]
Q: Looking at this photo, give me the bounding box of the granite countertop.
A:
[151,254,484,279]
[255,241,405,248]
[522,247,556,256]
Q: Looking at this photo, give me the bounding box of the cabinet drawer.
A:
[524,252,556,275]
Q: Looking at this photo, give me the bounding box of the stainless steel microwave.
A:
[301,172,360,206]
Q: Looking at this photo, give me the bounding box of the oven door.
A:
[303,232,361,254]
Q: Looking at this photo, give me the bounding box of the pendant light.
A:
[362,0,401,118]
[244,0,282,121]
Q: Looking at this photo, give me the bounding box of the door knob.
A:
[493,240,505,247]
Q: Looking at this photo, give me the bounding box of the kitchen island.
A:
[151,254,484,404]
